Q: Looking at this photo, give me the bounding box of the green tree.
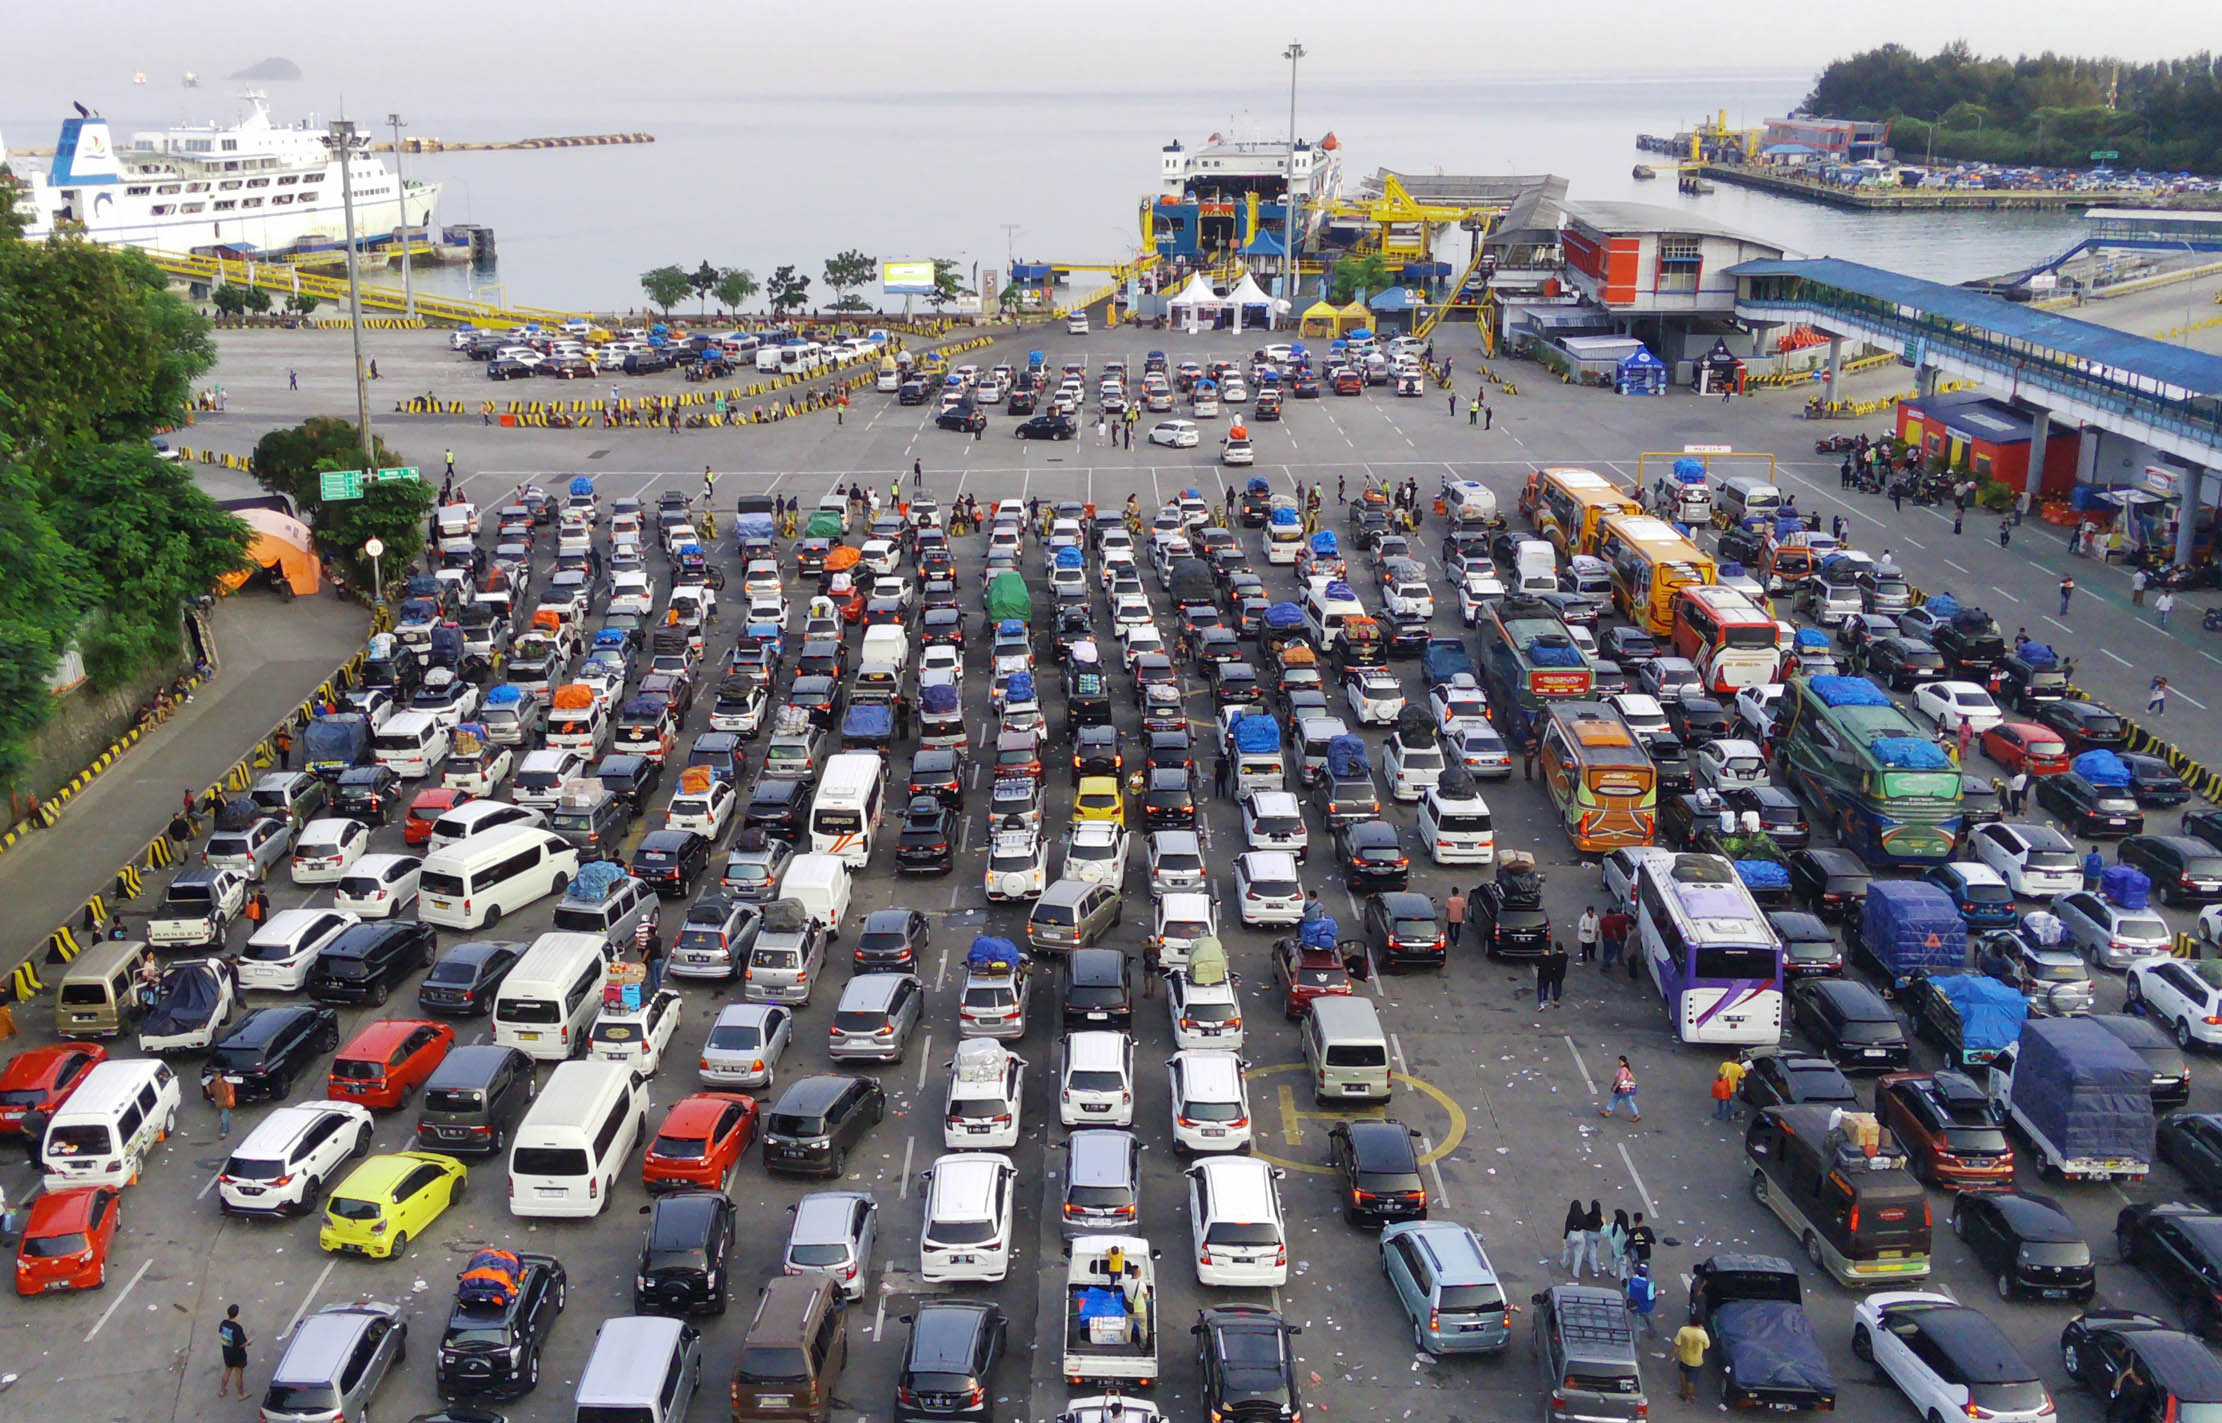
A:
[250,416,432,592]
[1329,252,1394,303]
[687,260,720,319]
[823,249,876,311]
[285,292,320,318]
[767,264,812,316]
[712,266,757,315]
[212,284,249,316]
[640,264,690,316]
[926,258,971,311]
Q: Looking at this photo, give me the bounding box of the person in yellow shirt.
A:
[1674,1321,1711,1401]
[1713,1060,1747,1122]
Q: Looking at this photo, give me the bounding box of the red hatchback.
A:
[1270,937,1354,1020]
[1982,721,2071,777]
[0,1043,107,1137]
[15,1185,121,1294]
[641,1092,759,1193]
[404,788,473,846]
[327,1019,455,1111]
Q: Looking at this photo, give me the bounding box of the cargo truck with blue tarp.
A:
[1847,880,1967,992]
[1984,1014,2153,1183]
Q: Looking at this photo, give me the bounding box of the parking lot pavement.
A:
[0,592,367,969]
[40,321,2204,1422]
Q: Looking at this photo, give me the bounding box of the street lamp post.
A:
[323,119,376,479]
[1282,40,1305,328]
[363,537,385,608]
[387,113,415,320]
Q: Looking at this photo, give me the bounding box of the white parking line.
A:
[1561,1035,1596,1095]
[898,1137,917,1200]
[1943,559,1968,573]
[1616,1142,1656,1217]
[1388,1031,1411,1077]
[81,1259,152,1342]
[873,1284,889,1342]
[279,1259,337,1341]
[2101,649,2132,667]
[913,1033,934,1095]
[196,1169,222,1200]
[2044,616,2074,635]
[1418,1132,1452,1210]
[2174,688,2210,710]
[1989,586,2020,602]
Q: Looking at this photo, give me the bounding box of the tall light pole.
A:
[1282,40,1305,327]
[324,119,376,479]
[387,112,415,319]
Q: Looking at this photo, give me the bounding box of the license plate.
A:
[1202,1127,1226,1137]
[947,1254,975,1265]
[1087,1011,1107,1021]
[1345,1083,1369,1093]
[429,897,454,911]
[43,1280,71,1292]
[969,1125,991,1134]
[1768,1404,1796,1413]
[1864,1048,1889,1057]
[535,1185,566,1196]
[226,1075,244,1085]
[2041,1288,2072,1298]
[518,1031,540,1042]
[757,1397,793,1410]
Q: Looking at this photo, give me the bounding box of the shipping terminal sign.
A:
[319,466,421,501]
[882,260,936,294]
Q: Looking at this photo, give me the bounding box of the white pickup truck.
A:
[147,867,247,949]
[1062,1235,1158,1388]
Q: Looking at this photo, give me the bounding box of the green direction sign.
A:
[2091,150,2120,161]
[318,466,420,501]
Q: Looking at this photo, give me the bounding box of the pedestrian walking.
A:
[1716,1056,1747,1120]
[1720,382,1733,405]
[205,1070,236,1140]
[2058,576,2075,616]
[1336,475,1346,505]
[1445,889,1467,948]
[1576,905,1599,964]
[443,448,456,478]
[217,1305,252,1399]
[1142,935,1161,997]
[1601,1055,1641,1120]
[1712,1063,1739,1121]
[1953,508,1964,536]
[2157,590,2176,629]
[2132,568,2149,606]
[2149,676,2170,716]
[1626,1210,1657,1271]
[1674,1319,1713,1401]
[1468,399,1478,426]
[2007,768,2029,816]
[1840,456,1853,488]
[1998,520,2011,549]
[1956,717,1974,762]
[168,809,192,846]
[1625,1263,1660,1338]
[1605,1209,1633,1280]
[1583,1199,1607,1272]
[367,360,378,381]
[2084,845,2106,892]
[1544,941,1569,1006]
[272,725,292,770]
[1891,484,1904,512]
[287,369,297,390]
[1599,906,1631,971]
[1560,1200,1595,1277]
[19,1106,46,1166]
[244,889,268,928]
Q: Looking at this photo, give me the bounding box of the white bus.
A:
[1633,852,1784,1046]
[809,751,888,867]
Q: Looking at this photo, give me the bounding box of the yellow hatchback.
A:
[319,1150,466,1260]
[1073,775,1125,824]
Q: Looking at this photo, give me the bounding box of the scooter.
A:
[2204,605,2222,631]
[1814,433,1858,454]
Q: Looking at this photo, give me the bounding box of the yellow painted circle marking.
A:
[1238,1061,1469,1174]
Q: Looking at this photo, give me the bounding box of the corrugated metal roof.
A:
[1729,257,2222,395]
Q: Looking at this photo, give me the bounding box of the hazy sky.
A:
[5,0,2219,112]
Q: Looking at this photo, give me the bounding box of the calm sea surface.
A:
[7,72,2086,310]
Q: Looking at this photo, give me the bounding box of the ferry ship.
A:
[4,94,438,255]
[1145,131,1343,262]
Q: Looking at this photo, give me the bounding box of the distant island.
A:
[227,57,301,81]
[1806,43,2222,174]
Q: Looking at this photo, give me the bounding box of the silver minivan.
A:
[1147,830,1207,894]
[259,1302,406,1423]
[1061,1128,1143,1238]
[1302,996,1393,1103]
[826,973,924,1062]
[747,899,828,1004]
[574,1315,703,1423]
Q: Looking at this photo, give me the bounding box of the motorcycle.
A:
[1814,434,1858,454]
[2205,606,2222,632]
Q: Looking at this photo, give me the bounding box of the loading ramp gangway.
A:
[2000,208,2222,287]
[1411,239,1495,344]
[145,251,584,327]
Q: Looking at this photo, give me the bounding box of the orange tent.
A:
[218,507,322,597]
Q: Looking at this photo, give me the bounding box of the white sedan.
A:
[1913,680,2004,734]
[289,817,372,885]
[589,987,683,1074]
[1062,821,1130,889]
[1149,419,1201,449]
[1345,669,1407,726]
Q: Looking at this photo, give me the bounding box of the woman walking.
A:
[1605,1209,1633,1281]
[1582,1199,1606,1277]
[1601,1056,1642,1121]
[1560,1199,1593,1278]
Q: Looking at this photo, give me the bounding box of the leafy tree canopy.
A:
[640,264,690,315]
[251,416,432,591]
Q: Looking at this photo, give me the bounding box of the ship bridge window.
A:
[219,180,242,190]
[150,204,173,216]
[213,200,236,211]
[242,197,263,208]
[156,184,181,195]
[186,182,208,192]
[126,186,151,197]
[246,177,269,187]
[276,175,297,185]
[221,140,237,151]
[271,194,294,205]
[179,202,204,213]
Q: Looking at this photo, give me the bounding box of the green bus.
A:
[1775,674,1962,868]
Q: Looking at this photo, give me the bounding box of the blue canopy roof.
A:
[1368,287,1429,312]
[1240,229,1287,257]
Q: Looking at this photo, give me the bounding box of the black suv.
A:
[895,1299,1006,1423]
[307,921,436,1006]
[203,1006,340,1102]
[1062,947,1135,1030]
[418,940,526,1017]
[1788,848,1870,923]
[1196,1306,1303,1423]
[763,1075,887,1178]
[1327,1120,1428,1228]
[633,829,713,896]
[1072,725,1123,783]
[1360,890,1443,969]
[634,1191,737,1317]
[1789,976,1909,1071]
[1334,820,1409,892]
[2118,835,2222,907]
[1667,693,1732,745]
[435,1251,567,1400]
[896,799,955,875]
[2034,699,2128,755]
[1737,1050,1858,1110]
[1474,860,1549,959]
[1950,1192,2093,1302]
[1723,785,1810,851]
[1930,609,2007,678]
[333,765,404,824]
[594,754,665,816]
[908,748,964,807]
[2035,771,2144,839]
[744,776,810,840]
[2117,1204,2222,1336]
[1865,635,1946,690]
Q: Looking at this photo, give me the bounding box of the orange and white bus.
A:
[1671,585,1783,693]
[1538,703,1657,850]
[1522,467,1641,558]
[1596,513,1716,636]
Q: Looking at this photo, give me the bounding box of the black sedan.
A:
[2116,1203,2222,1336]
[2187,810,2222,855]
[1013,413,1077,440]
[1736,1050,1858,1110]
[1667,693,1732,745]
[2159,1114,2222,1212]
[935,406,987,434]
[895,798,955,875]
[1865,636,1946,690]
[1335,820,1410,892]
[1951,1192,2094,1302]
[1789,976,1910,1072]
[1598,627,1660,666]
[1327,1120,1428,1228]
[632,829,713,896]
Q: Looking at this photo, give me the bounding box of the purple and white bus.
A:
[1634,852,1784,1045]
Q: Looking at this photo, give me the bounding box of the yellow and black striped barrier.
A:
[115,863,143,900]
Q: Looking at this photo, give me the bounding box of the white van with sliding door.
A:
[41,1059,182,1191]
[809,753,887,867]
[491,931,612,1062]
[1417,782,1496,865]
[370,710,451,780]
[419,826,578,931]
[506,1058,647,1217]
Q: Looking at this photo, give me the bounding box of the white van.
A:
[1513,540,1558,595]
[858,624,910,674]
[1301,577,1366,649]
[808,754,886,867]
[1418,783,1496,865]
[781,852,854,934]
[875,357,902,393]
[1187,1155,1290,1287]
[506,1059,646,1217]
[41,1059,181,1190]
[777,343,824,376]
[492,931,612,1061]
[370,710,450,779]
[544,695,609,757]
[1302,996,1393,1103]
[418,826,579,931]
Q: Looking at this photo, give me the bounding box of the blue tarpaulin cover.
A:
[1266,602,1305,628]
[1773,516,1805,540]
[1270,506,1300,527]
[1327,734,1369,779]
[1673,456,1707,482]
[429,626,463,662]
[1233,716,1280,754]
[2101,865,2151,910]
[2073,750,2131,786]
[1247,476,1270,494]
[619,695,666,720]
[1005,671,1036,704]
[485,683,523,706]
[594,628,629,649]
[1055,546,1084,570]
[1810,675,1891,708]
[2009,1016,2156,1166]
[1872,737,1953,770]
[842,703,893,739]
[141,962,223,1039]
[1924,592,1962,618]
[1860,880,1967,982]
[1712,1299,1836,1402]
[1529,639,1587,669]
[1078,1287,1128,1322]
[737,514,775,539]
[921,683,959,715]
[567,862,629,902]
[1734,860,1791,890]
[569,476,594,497]
[1324,579,1356,601]
[1299,916,1339,949]
[1931,973,2028,1055]
[1310,532,1340,556]
[1794,628,1830,649]
[967,937,1020,973]
[2017,642,2057,668]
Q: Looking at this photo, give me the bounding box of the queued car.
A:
[319,1150,468,1259]
[1949,1191,2094,1302]
[1790,976,1910,1072]
[2118,835,2222,907]
[641,1092,760,1194]
[2035,771,2145,839]
[1327,1119,1428,1228]
[1852,1292,2055,1423]
[1736,1050,1858,1110]
[1876,1069,2015,1190]
[2116,1204,2222,1337]
[14,1185,122,1294]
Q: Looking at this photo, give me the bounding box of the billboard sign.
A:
[882,260,936,294]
